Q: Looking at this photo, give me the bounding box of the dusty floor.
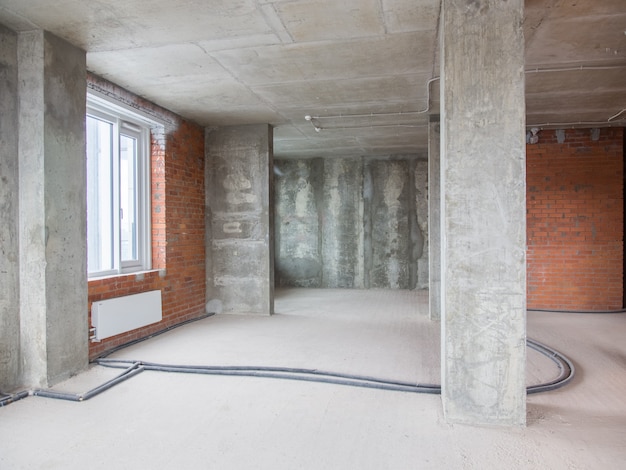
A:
[1,288,625,469]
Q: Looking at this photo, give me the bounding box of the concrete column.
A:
[206,124,274,315]
[428,116,441,321]
[440,0,527,426]
[0,25,20,390]
[18,30,88,387]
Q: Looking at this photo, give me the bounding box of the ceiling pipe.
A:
[306,65,625,132]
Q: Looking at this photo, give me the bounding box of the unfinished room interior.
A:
[1,0,625,468]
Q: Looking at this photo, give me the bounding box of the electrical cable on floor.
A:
[2,307,616,407]
[0,338,574,405]
[95,358,442,394]
[0,391,29,407]
[526,339,575,394]
[0,363,143,407]
[32,362,144,402]
[92,336,574,396]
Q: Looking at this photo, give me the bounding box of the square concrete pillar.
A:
[206,124,274,315]
[0,24,20,390]
[428,116,441,321]
[18,30,88,388]
[440,0,527,426]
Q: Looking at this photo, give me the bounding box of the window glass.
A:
[86,96,151,277]
[86,115,115,274]
[120,133,138,263]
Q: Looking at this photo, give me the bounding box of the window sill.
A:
[88,268,166,283]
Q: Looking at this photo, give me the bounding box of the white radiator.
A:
[91,290,162,341]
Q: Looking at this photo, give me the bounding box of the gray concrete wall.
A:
[275,156,427,289]
[0,25,20,390]
[365,159,411,289]
[440,0,526,426]
[274,159,323,287]
[18,30,88,387]
[206,124,274,315]
[322,158,364,288]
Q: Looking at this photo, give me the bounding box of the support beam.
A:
[205,124,274,315]
[18,30,88,388]
[440,0,527,426]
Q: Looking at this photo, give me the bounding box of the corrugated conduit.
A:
[5,308,608,407]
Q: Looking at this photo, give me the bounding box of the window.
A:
[86,95,152,277]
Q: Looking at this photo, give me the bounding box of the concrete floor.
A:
[1,288,625,469]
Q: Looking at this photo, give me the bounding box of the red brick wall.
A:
[527,128,624,311]
[87,74,206,359]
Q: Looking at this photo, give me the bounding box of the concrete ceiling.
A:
[1,0,625,158]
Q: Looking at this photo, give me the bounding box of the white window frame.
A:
[87,93,153,278]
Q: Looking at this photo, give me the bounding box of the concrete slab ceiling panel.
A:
[273,143,367,160]
[273,124,307,141]
[1,0,624,158]
[88,43,234,87]
[255,75,427,112]
[526,15,626,65]
[274,0,384,42]
[526,67,626,94]
[2,0,273,51]
[526,92,626,115]
[382,0,441,33]
[274,127,430,159]
[211,32,432,85]
[135,78,284,127]
[525,111,621,126]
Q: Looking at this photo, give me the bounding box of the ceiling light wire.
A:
[525,64,626,74]
[529,106,626,128]
[310,77,441,122]
[306,65,626,131]
[608,109,626,122]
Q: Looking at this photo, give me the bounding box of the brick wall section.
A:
[527,127,624,311]
[87,73,206,359]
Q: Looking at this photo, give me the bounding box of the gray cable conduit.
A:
[1,336,575,407]
[8,303,619,406]
[526,338,575,394]
[93,339,574,395]
[0,362,143,407]
[95,358,443,394]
